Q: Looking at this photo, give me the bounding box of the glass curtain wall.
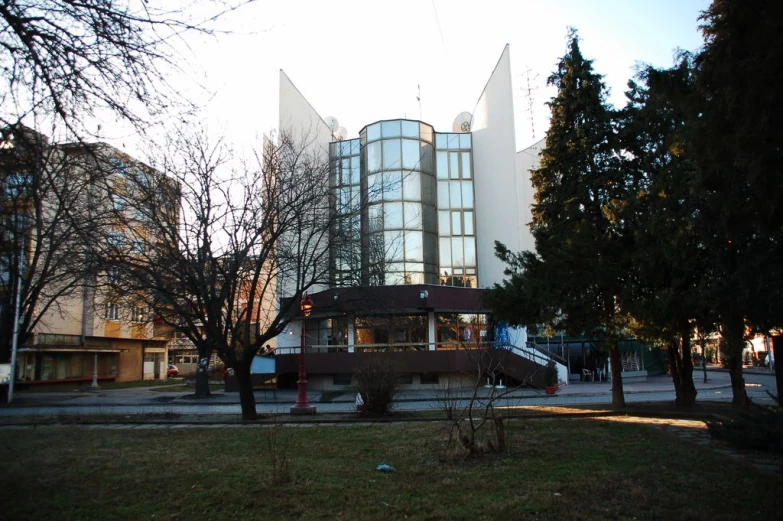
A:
[435,133,478,287]
[359,120,437,285]
[329,139,362,286]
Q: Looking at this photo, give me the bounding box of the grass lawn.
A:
[0,418,780,520]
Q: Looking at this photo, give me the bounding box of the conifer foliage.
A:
[486,29,630,407]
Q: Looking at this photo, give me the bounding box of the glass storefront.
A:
[435,313,489,349]
[17,352,118,382]
[354,314,428,351]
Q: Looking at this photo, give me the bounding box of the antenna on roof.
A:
[417,84,422,121]
[523,65,539,141]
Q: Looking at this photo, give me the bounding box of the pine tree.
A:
[693,0,783,406]
[619,58,706,406]
[486,30,630,406]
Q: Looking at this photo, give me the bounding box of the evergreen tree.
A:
[693,0,783,405]
[619,58,707,406]
[487,30,630,407]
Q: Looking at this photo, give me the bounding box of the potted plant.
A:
[544,360,558,395]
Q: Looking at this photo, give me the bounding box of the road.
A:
[0,370,777,420]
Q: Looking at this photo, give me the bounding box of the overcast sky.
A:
[112,0,710,156]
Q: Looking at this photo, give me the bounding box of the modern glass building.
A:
[272,45,571,390]
[330,120,478,289]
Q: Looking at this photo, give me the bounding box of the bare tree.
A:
[434,344,540,458]
[0,0,247,136]
[110,125,339,418]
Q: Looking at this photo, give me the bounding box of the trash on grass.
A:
[376,464,396,473]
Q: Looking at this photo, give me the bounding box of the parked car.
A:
[167,364,179,377]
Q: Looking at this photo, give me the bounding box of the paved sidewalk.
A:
[1,374,738,413]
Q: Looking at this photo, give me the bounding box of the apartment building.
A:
[1,126,175,388]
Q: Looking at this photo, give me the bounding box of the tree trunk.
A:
[608,340,626,407]
[668,342,682,402]
[723,317,749,408]
[234,362,258,421]
[701,336,708,384]
[773,334,783,403]
[194,356,211,399]
[671,335,697,406]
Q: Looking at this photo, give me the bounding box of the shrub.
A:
[354,358,398,416]
[544,360,558,387]
[707,405,783,452]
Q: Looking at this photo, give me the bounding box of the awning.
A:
[19,347,124,353]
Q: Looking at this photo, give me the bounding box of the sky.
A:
[113,0,711,156]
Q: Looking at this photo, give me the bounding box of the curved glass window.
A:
[384,202,403,229]
[420,123,433,143]
[384,171,402,200]
[383,139,401,169]
[402,139,420,170]
[333,120,439,286]
[382,120,401,138]
[402,172,421,201]
[367,141,381,173]
[404,202,422,229]
[368,204,383,232]
[384,234,404,261]
[405,231,423,262]
[401,120,419,138]
[367,124,381,142]
[367,174,383,202]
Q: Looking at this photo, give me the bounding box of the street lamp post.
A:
[291,292,316,415]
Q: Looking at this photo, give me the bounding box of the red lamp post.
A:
[291,292,316,414]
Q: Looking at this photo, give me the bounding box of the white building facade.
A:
[272,46,569,388]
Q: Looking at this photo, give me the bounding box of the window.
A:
[401,139,420,170]
[105,303,119,321]
[395,373,413,385]
[367,141,382,173]
[4,172,32,200]
[381,120,400,138]
[401,120,419,138]
[131,306,147,323]
[382,139,401,169]
[332,373,352,386]
[107,266,121,284]
[420,372,439,385]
